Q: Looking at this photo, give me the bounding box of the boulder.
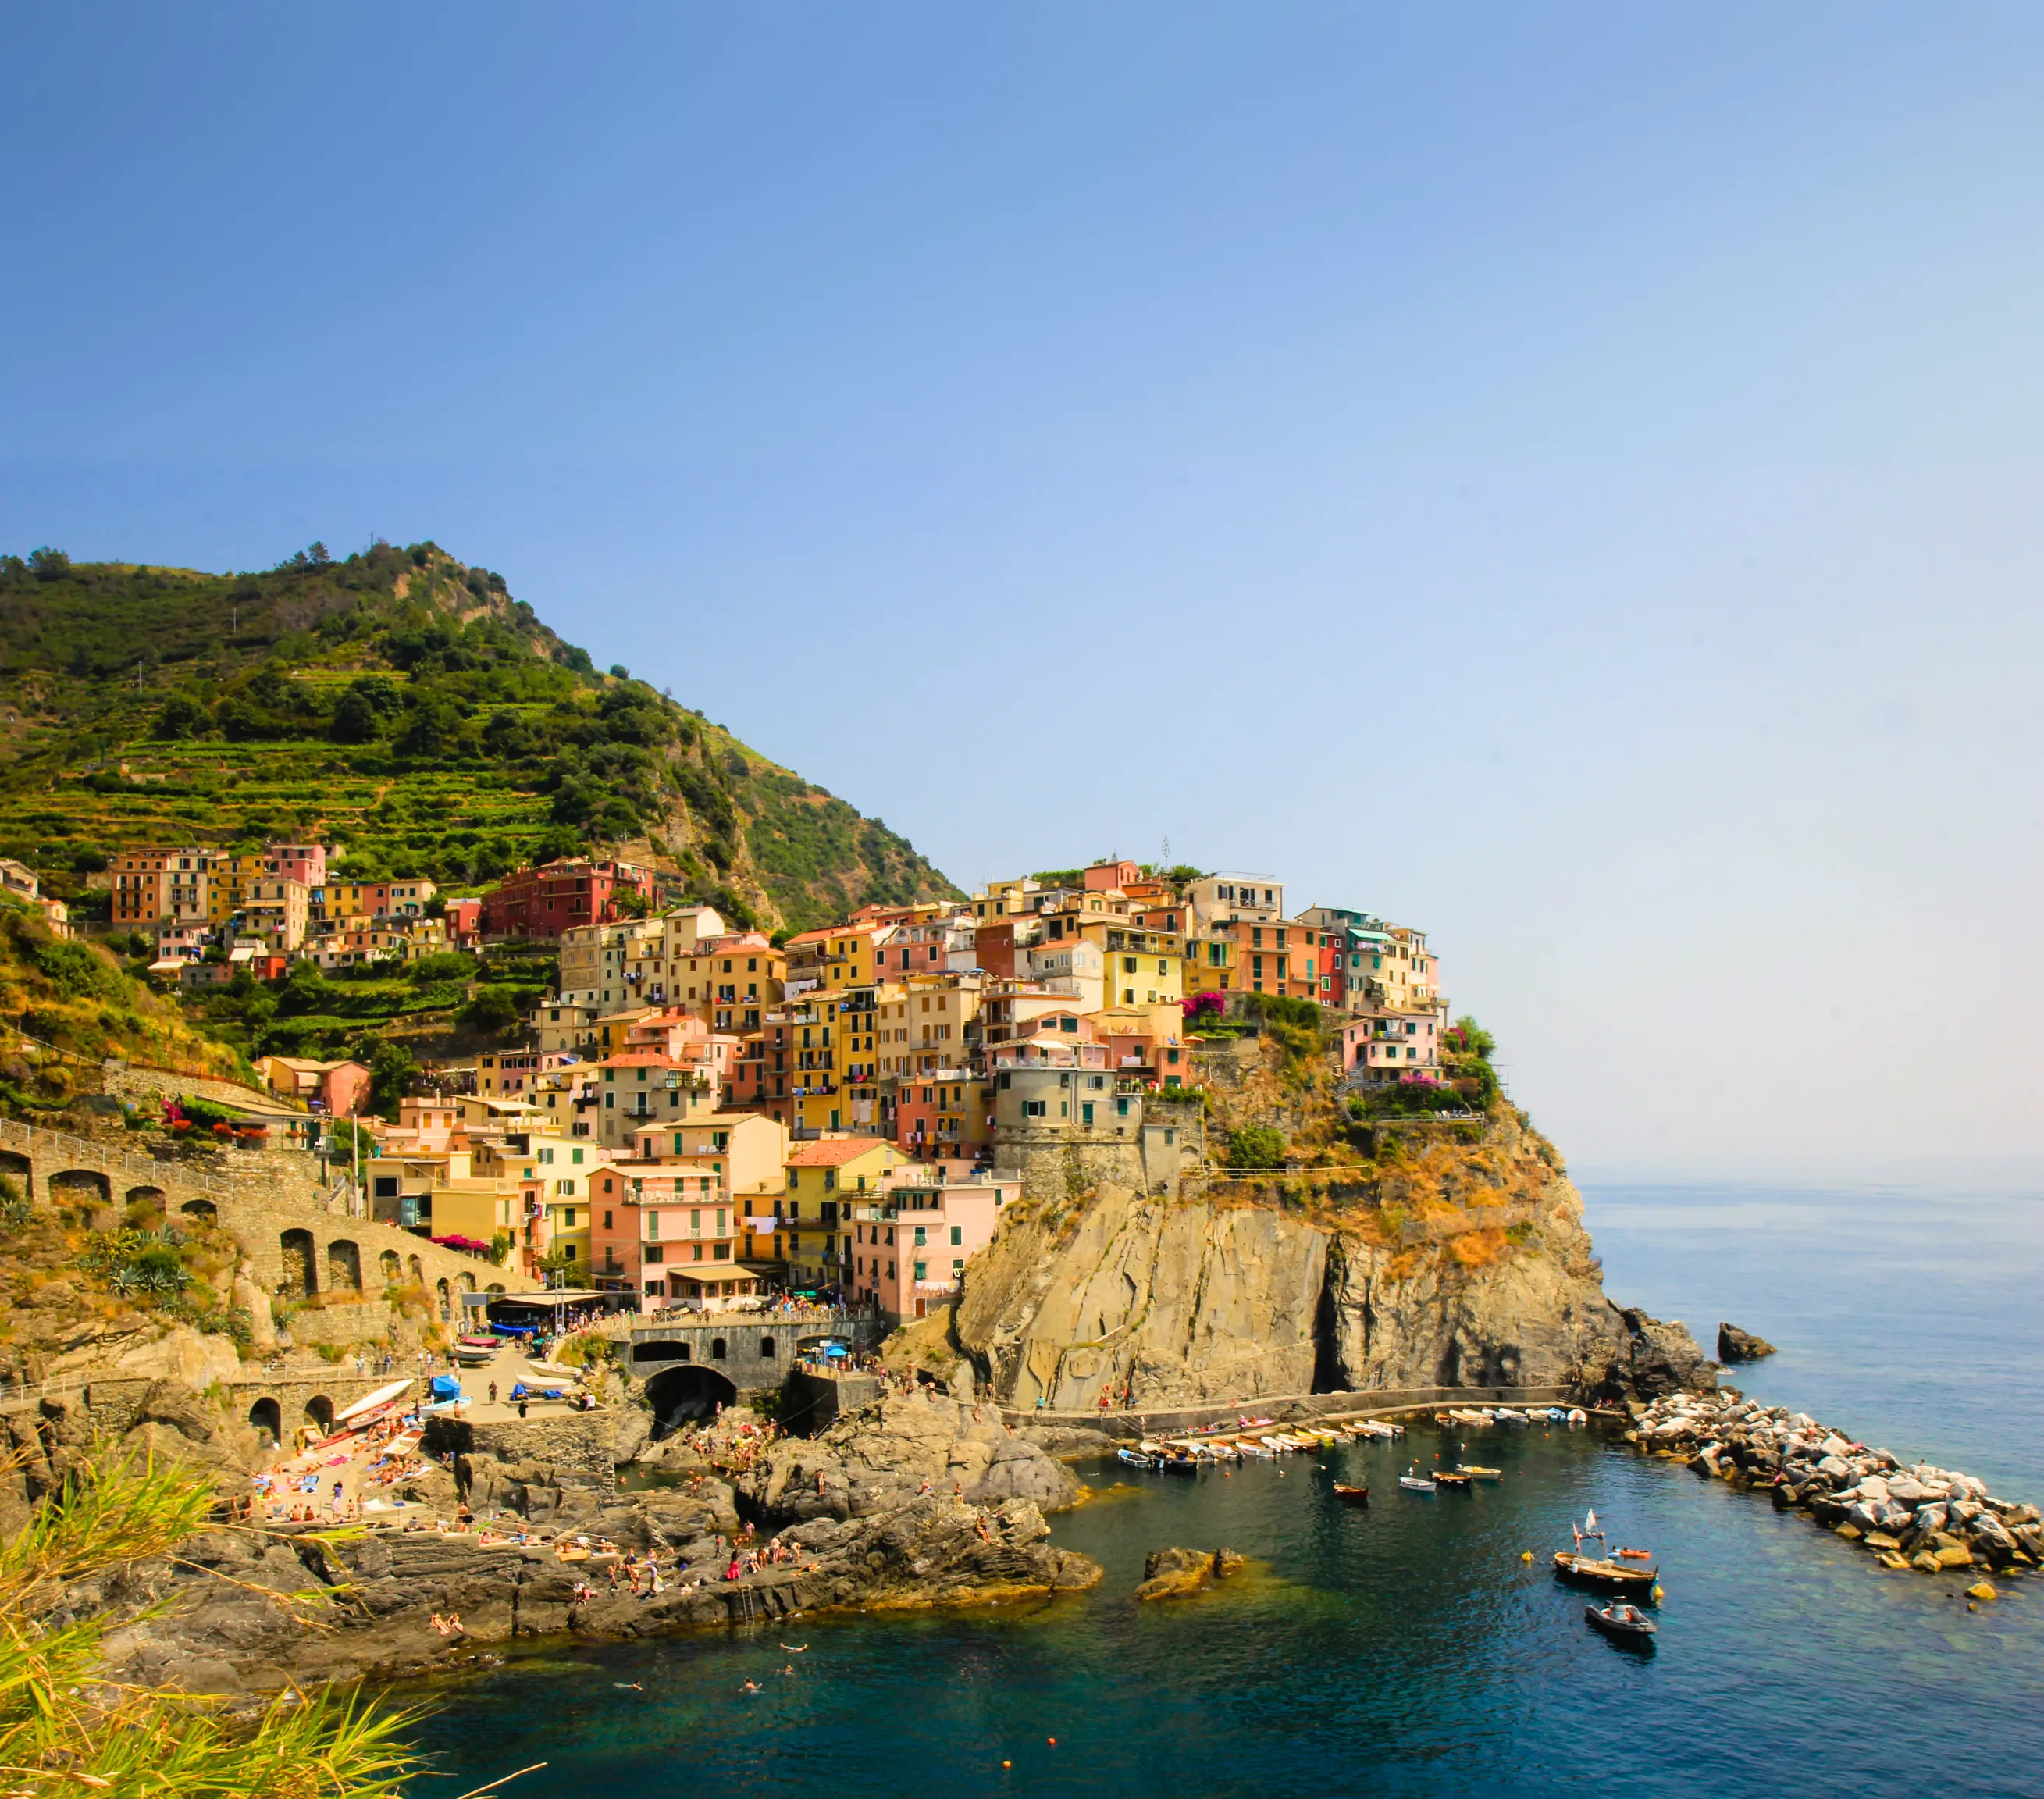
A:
[1134,1546,1247,1601]
[1716,1323,1777,1363]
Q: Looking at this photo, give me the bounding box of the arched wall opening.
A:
[642,1364,737,1431]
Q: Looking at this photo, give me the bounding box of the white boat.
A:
[1449,1408,1494,1426]
[1399,1469,1437,1493]
[1567,1409,1589,1426]
[1234,1438,1275,1459]
[1494,1408,1531,1425]
[335,1379,415,1424]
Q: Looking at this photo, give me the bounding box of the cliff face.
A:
[956,1108,1711,1409]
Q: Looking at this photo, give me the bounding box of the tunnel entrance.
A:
[642,1364,738,1432]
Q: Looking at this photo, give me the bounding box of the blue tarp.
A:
[430,1374,461,1402]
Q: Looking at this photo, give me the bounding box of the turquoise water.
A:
[406,1185,2044,1797]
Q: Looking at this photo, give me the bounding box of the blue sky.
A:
[5,5,2042,1182]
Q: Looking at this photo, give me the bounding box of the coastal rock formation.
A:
[1134,1545,1248,1601]
[1717,1322,1777,1363]
[956,1112,1714,1408]
[1630,1391,2042,1576]
[84,1388,1100,1694]
[740,1387,1087,1519]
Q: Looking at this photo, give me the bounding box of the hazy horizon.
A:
[5,5,2041,1185]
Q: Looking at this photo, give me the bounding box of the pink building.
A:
[1340,1012,1443,1083]
[444,896,482,946]
[264,840,328,889]
[846,1176,1016,1323]
[589,1163,746,1305]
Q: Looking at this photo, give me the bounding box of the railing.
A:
[0,1117,235,1194]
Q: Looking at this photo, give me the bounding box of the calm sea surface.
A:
[406,1185,2044,1797]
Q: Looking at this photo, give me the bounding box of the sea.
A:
[404,1184,2044,1797]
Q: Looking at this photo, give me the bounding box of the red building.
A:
[478,858,653,939]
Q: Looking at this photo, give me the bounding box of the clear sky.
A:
[5,5,2042,1184]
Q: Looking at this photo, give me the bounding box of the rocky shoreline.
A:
[1629,1390,2041,1592]
[87,1388,1100,1696]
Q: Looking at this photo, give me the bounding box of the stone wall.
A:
[783,1367,885,1434]
[1006,1383,1583,1444]
[280,1299,398,1347]
[102,1062,279,1113]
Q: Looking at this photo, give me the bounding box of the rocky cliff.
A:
[957,1098,1711,1409]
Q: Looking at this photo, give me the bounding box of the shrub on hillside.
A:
[1227,1125,1288,1169]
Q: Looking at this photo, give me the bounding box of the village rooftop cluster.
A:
[69,847,1448,1323]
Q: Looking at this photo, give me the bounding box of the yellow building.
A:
[203,853,268,925]
[476,1131,610,1277]
[819,926,885,990]
[781,1137,906,1291]
[789,992,845,1135]
[1077,920,1185,1010]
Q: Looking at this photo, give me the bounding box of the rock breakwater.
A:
[1630,1391,2042,1577]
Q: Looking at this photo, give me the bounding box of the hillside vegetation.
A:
[0,898,240,1105]
[0,541,959,931]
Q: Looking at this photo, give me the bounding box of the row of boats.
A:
[1434,1405,1588,1428]
[1115,1416,1408,1473]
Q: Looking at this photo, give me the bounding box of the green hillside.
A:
[0,542,960,932]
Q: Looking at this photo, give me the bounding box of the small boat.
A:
[1616,1546,1654,1561]
[1399,1466,1437,1494]
[1566,1409,1589,1426]
[1552,1551,1658,1596]
[1332,1483,1370,1504]
[1116,1448,1159,1470]
[1457,1465,1502,1480]
[453,1337,501,1366]
[1160,1455,1201,1477]
[1493,1407,1530,1425]
[1585,1601,1658,1645]
[1449,1408,1494,1426]
[1433,1471,1474,1490]
[1234,1439,1275,1459]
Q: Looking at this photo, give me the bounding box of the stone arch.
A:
[632,1341,689,1363]
[458,1271,477,1292]
[280,1228,318,1297]
[49,1168,111,1209]
[407,1254,424,1288]
[435,1277,450,1320]
[379,1249,402,1285]
[179,1198,218,1225]
[643,1363,735,1427]
[304,1394,334,1430]
[247,1396,282,1446]
[326,1238,362,1292]
[123,1184,167,1213]
[486,1282,506,1295]
[0,1149,30,1191]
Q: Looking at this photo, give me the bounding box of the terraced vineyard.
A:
[0,541,959,932]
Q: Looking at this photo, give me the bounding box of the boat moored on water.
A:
[1116,1447,1159,1470]
[1399,1466,1437,1493]
[1552,1551,1658,1597]
[1584,1601,1658,1646]
[1456,1465,1502,1480]
[1493,1407,1530,1425]
[1433,1470,1474,1490]
[1332,1482,1370,1504]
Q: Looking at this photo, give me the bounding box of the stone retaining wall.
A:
[102,1062,280,1114]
